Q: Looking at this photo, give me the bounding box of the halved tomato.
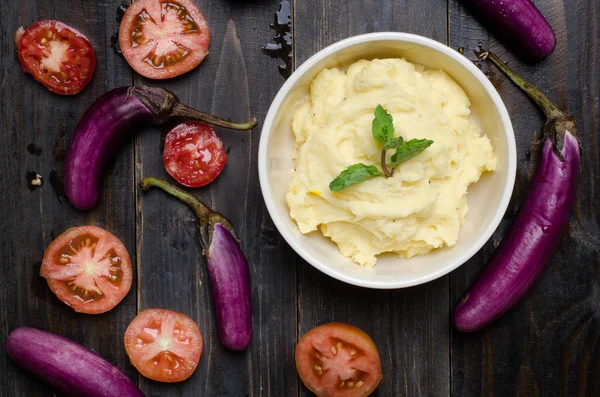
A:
[296,323,383,397]
[163,122,227,187]
[40,226,132,314]
[15,20,96,95]
[118,0,210,79]
[124,308,203,382]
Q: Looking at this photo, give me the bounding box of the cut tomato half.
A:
[124,308,203,382]
[16,20,96,95]
[296,323,383,397]
[163,122,227,187]
[40,226,133,314]
[118,0,210,79]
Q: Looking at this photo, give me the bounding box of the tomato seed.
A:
[347,381,354,388]
[331,345,337,355]
[350,349,356,356]
[356,381,364,388]
[59,257,69,264]
[151,56,163,67]
[339,381,345,387]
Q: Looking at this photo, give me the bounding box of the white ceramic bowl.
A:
[258,32,516,289]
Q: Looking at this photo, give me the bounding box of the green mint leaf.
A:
[329,163,383,192]
[372,105,395,146]
[385,136,405,149]
[390,139,434,169]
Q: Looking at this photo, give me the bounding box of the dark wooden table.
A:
[1,1,598,396]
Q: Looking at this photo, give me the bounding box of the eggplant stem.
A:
[476,50,564,119]
[139,177,238,249]
[172,102,258,131]
[380,148,393,177]
[139,177,210,219]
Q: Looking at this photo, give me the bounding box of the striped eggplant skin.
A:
[454,129,580,332]
[461,0,556,60]
[6,327,145,397]
[64,87,153,210]
[453,52,582,332]
[207,223,252,351]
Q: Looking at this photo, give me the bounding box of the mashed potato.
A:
[287,58,497,267]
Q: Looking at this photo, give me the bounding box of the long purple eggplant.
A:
[460,0,556,61]
[139,177,252,351]
[453,51,581,332]
[6,327,144,397]
[64,86,257,210]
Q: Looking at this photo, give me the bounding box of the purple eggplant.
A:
[453,51,581,332]
[460,0,556,61]
[64,86,257,210]
[5,327,144,397]
[139,177,252,351]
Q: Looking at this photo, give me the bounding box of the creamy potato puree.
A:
[287,58,497,267]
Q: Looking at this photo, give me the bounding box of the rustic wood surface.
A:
[0,0,598,396]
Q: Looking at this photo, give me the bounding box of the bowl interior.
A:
[261,35,515,288]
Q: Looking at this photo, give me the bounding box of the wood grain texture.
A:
[0,1,137,396]
[134,1,296,396]
[292,1,450,396]
[448,1,600,396]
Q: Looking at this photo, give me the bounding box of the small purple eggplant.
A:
[460,0,556,61]
[453,51,581,332]
[139,177,252,351]
[65,86,257,210]
[6,327,144,397]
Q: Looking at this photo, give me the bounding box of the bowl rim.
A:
[258,32,517,289]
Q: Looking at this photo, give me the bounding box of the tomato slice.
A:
[118,0,210,79]
[296,323,383,397]
[40,226,133,314]
[124,308,203,382]
[16,20,96,95]
[163,122,227,187]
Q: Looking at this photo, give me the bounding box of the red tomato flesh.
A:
[296,323,383,397]
[119,0,210,79]
[40,226,132,314]
[16,20,96,95]
[163,122,227,187]
[124,308,203,383]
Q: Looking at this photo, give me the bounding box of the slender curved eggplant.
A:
[139,177,252,351]
[460,0,556,61]
[64,86,257,210]
[453,51,581,332]
[6,327,144,397]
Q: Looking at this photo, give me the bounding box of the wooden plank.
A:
[0,0,136,396]
[448,1,600,396]
[134,1,297,396]
[292,1,450,396]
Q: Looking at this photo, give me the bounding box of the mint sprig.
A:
[390,138,434,169]
[372,105,395,146]
[329,164,383,192]
[329,105,433,191]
